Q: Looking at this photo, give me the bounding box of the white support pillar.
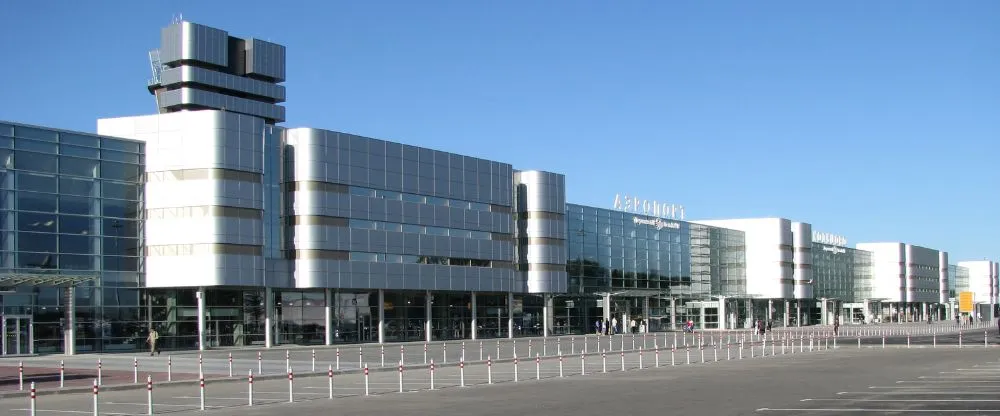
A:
[783,300,790,327]
[65,287,76,355]
[196,287,206,351]
[471,292,478,340]
[699,303,706,330]
[602,294,611,324]
[543,294,553,337]
[669,298,676,330]
[264,287,274,348]
[767,299,773,324]
[324,289,333,346]
[425,291,433,343]
[507,292,514,339]
[796,300,802,327]
[718,296,727,331]
[377,289,385,344]
[820,299,828,326]
[642,297,650,332]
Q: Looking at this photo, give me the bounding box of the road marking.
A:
[845,391,1000,395]
[106,402,203,407]
[758,408,1000,413]
[9,410,132,416]
[897,380,1000,384]
[806,398,1000,402]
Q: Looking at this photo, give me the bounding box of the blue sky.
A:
[1,1,997,261]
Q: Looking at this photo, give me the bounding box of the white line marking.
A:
[9,411,132,416]
[897,380,1000,384]
[106,402,202,407]
[844,391,1000,395]
[807,398,1000,402]
[757,409,1000,413]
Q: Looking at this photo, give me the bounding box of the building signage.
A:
[812,231,847,247]
[959,291,974,313]
[633,216,681,230]
[613,193,685,220]
[821,245,846,255]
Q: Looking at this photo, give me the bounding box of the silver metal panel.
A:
[245,38,287,82]
[160,22,229,67]
[158,88,286,122]
[159,66,286,101]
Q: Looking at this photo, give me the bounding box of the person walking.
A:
[833,316,840,336]
[146,327,160,356]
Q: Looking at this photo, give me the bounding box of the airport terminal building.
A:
[0,20,996,355]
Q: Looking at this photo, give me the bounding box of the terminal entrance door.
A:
[2,315,32,356]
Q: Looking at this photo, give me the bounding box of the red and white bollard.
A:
[285,350,290,372]
[97,359,103,386]
[429,359,436,390]
[535,354,541,380]
[620,350,625,371]
[514,355,520,382]
[146,375,153,415]
[59,360,65,388]
[248,370,254,407]
[167,355,172,382]
[199,353,204,375]
[336,348,341,370]
[364,364,370,396]
[229,352,234,377]
[487,356,494,384]
[19,361,24,391]
[134,357,138,383]
[199,374,206,410]
[424,343,428,364]
[288,367,295,403]
[381,345,386,367]
[460,357,466,387]
[558,353,564,378]
[398,361,404,392]
[258,351,263,374]
[328,365,334,399]
[92,379,99,416]
[401,346,406,365]
[29,382,36,416]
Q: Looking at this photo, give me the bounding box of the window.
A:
[59,195,94,216]
[15,139,58,153]
[101,181,138,200]
[59,157,99,177]
[17,172,57,193]
[18,212,57,232]
[14,151,57,173]
[19,232,57,252]
[17,191,57,213]
[59,177,97,197]
[100,161,141,182]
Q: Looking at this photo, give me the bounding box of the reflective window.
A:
[103,256,138,271]
[102,181,139,200]
[0,148,11,169]
[100,161,141,182]
[18,252,57,269]
[59,254,94,270]
[14,126,58,142]
[59,157,99,178]
[60,144,100,158]
[14,151,57,173]
[58,234,96,254]
[18,212,57,233]
[101,138,141,153]
[18,232,57,253]
[59,215,95,235]
[102,199,137,218]
[60,133,100,148]
[15,138,58,153]
[17,172,57,192]
[17,191,57,213]
[58,195,94,216]
[59,177,97,197]
[101,150,140,164]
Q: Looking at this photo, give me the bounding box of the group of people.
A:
[594,317,648,335]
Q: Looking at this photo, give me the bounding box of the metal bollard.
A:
[620,351,625,371]
[360,347,364,368]
[200,353,204,375]
[513,339,518,358]
[907,333,910,348]
[134,357,139,383]
[497,340,501,360]
[488,356,493,384]
[401,346,406,366]
[18,361,23,391]
[312,350,317,372]
[168,355,172,382]
[92,380,99,416]
[430,360,436,390]
[514,356,519,382]
[337,348,341,370]
[443,342,448,363]
[536,354,541,380]
[672,345,676,366]
[882,334,886,349]
[528,339,533,357]
[146,375,153,415]
[229,352,234,377]
[30,382,36,416]
[248,370,254,406]
[381,345,385,367]
[857,336,861,349]
[60,360,65,388]
[655,346,660,368]
[258,351,262,374]
[97,359,102,386]
[460,357,466,387]
[199,374,206,411]
[480,341,484,361]
[364,364,370,396]
[701,344,705,364]
[328,365,334,399]
[424,343,428,364]
[581,353,586,375]
[933,332,936,348]
[288,367,295,403]
[399,361,404,392]
[602,350,607,373]
[558,353,564,378]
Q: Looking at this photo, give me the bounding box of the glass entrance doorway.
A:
[2,315,32,356]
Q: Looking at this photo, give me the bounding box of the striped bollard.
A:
[364,364,370,396]
[429,360,435,390]
[536,354,541,380]
[558,353,564,378]
[248,370,254,406]
[30,382,36,416]
[513,356,519,382]
[146,375,153,415]
[60,360,65,388]
[328,365,334,398]
[620,350,625,371]
[167,355,172,382]
[487,356,493,384]
[92,380,99,416]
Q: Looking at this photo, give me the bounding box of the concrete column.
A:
[796,300,802,327]
[718,296,727,330]
[669,298,677,330]
[642,297,650,331]
[425,291,433,342]
[377,289,385,344]
[746,300,753,329]
[784,300,790,327]
[264,287,274,348]
[196,287,206,351]
[471,292,478,340]
[699,303,706,330]
[324,289,333,346]
[507,292,515,339]
[602,294,611,323]
[767,299,773,324]
[543,294,553,337]
[65,286,76,355]
[820,299,828,325]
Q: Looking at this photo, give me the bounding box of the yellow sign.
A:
[959,292,974,313]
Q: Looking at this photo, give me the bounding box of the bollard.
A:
[430,360,436,390]
[424,343,428,364]
[443,342,448,363]
[857,335,861,349]
[258,351,262,374]
[401,346,406,366]
[602,350,607,373]
[288,367,295,403]
[328,365,334,399]
[672,345,676,366]
[655,346,660,368]
[701,344,705,364]
[460,357,466,387]
[687,346,691,364]
[933,332,936,348]
[134,356,139,384]
[620,350,625,371]
[399,361,404,392]
[200,353,204,375]
[882,334,886,349]
[97,359,102,386]
[986,331,989,348]
[199,374,206,411]
[60,360,65,388]
[146,375,153,415]
[739,342,743,360]
[497,340,501,360]
[360,347,364,368]
[639,349,644,369]
[381,345,385,367]
[513,339,517,358]
[558,353,564,378]
[907,333,910,348]
[488,356,494,384]
[528,339,533,357]
[168,355,173,382]
[248,370,254,406]
[960,331,963,348]
[581,353,586,375]
[92,380,99,416]
[18,361,23,391]
[715,344,719,362]
[480,341,484,361]
[229,352,234,377]
[30,382,36,416]
[312,350,317,372]
[536,354,541,380]
[514,356,519,382]
[364,364,370,396]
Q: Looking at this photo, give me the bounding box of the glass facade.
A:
[812,244,873,303]
[0,122,144,353]
[564,204,746,333]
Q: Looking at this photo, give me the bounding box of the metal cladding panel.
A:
[160,22,229,67]
[159,66,286,102]
[526,271,567,293]
[146,254,263,287]
[791,221,813,299]
[515,171,566,213]
[158,88,285,122]
[939,251,949,303]
[245,38,287,82]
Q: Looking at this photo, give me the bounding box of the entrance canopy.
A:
[0,272,97,288]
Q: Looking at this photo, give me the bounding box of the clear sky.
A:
[1,1,997,262]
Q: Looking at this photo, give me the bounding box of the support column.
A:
[699,303,706,330]
[746,300,753,329]
[425,291,433,342]
[196,287,206,351]
[767,299,773,324]
[642,297,650,332]
[377,289,385,344]
[602,294,611,324]
[507,292,515,339]
[783,300,790,327]
[820,299,828,326]
[65,287,76,355]
[796,300,802,327]
[669,297,677,330]
[324,289,333,346]
[471,292,478,340]
[718,296,727,331]
[264,287,274,348]
[543,294,553,337]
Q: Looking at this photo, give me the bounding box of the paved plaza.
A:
[0,322,996,415]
